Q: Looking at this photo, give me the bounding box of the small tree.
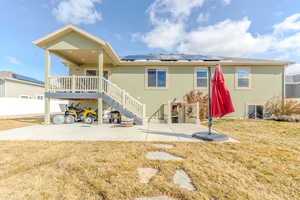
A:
[184,90,208,120]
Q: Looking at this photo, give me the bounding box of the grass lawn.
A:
[0,118,43,131]
[0,119,299,200]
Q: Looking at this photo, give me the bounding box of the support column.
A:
[44,50,51,124]
[98,48,104,124]
[167,101,172,124]
[196,101,200,124]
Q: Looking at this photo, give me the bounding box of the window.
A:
[85,70,98,76]
[195,68,208,88]
[146,68,167,88]
[20,95,30,99]
[36,95,44,100]
[236,68,250,88]
[248,105,264,119]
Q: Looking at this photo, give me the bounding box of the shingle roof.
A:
[120,54,292,65]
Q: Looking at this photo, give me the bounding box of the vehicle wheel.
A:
[53,115,65,125]
[84,116,95,124]
[64,115,75,124]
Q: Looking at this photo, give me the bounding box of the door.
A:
[85,70,109,91]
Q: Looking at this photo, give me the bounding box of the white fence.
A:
[0,97,68,117]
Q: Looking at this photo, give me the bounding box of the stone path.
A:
[135,144,196,199]
[138,168,158,184]
[146,152,183,161]
[173,169,196,191]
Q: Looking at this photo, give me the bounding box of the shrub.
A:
[265,96,300,117]
[184,90,208,120]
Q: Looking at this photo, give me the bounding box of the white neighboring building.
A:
[286,74,300,99]
[0,71,44,99]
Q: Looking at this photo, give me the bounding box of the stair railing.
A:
[102,77,145,118]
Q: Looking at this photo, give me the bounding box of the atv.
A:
[82,107,98,124]
[64,103,84,124]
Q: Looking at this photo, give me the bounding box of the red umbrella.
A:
[211,64,235,117]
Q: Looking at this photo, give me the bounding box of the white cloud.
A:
[148,0,205,24]
[286,64,300,75]
[137,1,300,67]
[276,32,300,50]
[178,18,274,57]
[140,0,205,50]
[6,56,22,65]
[274,13,300,34]
[52,0,102,25]
[142,21,185,50]
[223,0,231,5]
[196,13,210,23]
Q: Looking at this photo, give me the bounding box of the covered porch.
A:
[33,25,145,125]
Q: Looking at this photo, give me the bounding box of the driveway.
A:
[0,122,233,142]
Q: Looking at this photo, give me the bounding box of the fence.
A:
[0,97,68,117]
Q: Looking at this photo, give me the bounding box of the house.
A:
[286,74,300,99]
[0,71,44,99]
[33,25,293,124]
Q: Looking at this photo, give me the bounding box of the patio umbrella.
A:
[207,64,235,134]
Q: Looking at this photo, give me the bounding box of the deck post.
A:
[44,50,51,124]
[196,101,200,124]
[98,48,104,124]
[167,101,172,124]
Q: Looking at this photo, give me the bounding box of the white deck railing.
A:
[48,76,145,118]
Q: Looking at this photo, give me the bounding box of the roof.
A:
[121,54,225,62]
[33,25,294,66]
[120,54,294,65]
[0,71,44,85]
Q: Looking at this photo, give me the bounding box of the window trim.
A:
[19,95,30,99]
[84,68,110,80]
[194,67,208,89]
[145,67,168,89]
[246,104,264,119]
[235,67,251,90]
[84,68,99,76]
[36,95,44,100]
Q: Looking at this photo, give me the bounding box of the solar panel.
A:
[121,54,223,62]
[12,74,44,85]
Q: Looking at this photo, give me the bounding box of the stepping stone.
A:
[173,169,196,191]
[135,196,174,200]
[146,152,183,161]
[138,168,158,184]
[152,144,174,149]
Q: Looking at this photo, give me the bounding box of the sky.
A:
[1,0,300,81]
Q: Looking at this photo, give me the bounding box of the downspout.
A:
[282,65,286,113]
[282,65,286,100]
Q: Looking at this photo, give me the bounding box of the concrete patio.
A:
[0,122,235,142]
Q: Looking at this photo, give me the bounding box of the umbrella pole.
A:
[208,67,212,135]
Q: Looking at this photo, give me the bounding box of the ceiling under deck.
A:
[53,49,113,66]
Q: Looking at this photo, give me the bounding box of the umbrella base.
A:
[192,131,229,142]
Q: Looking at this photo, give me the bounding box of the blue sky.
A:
[1,0,300,81]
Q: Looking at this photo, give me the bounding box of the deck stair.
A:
[48,76,145,125]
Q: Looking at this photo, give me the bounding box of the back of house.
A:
[33,25,294,124]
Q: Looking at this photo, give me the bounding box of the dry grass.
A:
[0,119,299,199]
[0,118,43,131]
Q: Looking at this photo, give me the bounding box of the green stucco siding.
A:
[45,31,100,50]
[110,65,283,118]
[68,65,283,119]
